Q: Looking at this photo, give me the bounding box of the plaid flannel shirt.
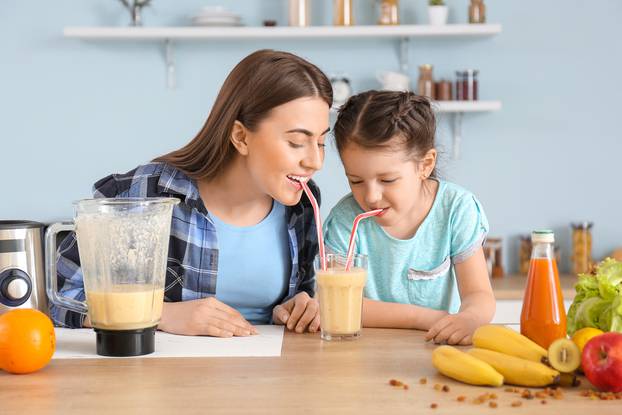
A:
[51,162,321,328]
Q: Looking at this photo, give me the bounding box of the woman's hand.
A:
[158,297,258,337]
[272,292,320,333]
[424,310,480,345]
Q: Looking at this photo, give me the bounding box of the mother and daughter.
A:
[53,50,495,345]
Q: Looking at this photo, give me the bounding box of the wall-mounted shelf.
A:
[63,24,502,40]
[434,100,502,113]
[433,101,502,159]
[64,24,502,157]
[63,24,501,85]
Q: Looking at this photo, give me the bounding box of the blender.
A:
[46,197,179,356]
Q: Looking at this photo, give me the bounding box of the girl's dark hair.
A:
[333,90,437,176]
[155,49,333,179]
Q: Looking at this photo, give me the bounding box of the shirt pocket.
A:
[405,257,451,307]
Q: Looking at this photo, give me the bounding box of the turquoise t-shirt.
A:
[212,201,290,324]
[323,180,489,313]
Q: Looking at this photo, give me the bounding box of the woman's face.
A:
[243,97,330,206]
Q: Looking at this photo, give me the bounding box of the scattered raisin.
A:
[457,396,466,402]
[511,401,523,407]
[389,379,401,386]
[442,385,450,392]
[430,403,438,409]
[489,401,498,408]
[520,389,534,400]
[419,377,427,385]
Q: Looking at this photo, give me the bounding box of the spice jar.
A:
[435,80,452,101]
[484,238,504,278]
[571,222,593,274]
[289,0,311,27]
[417,64,435,99]
[455,69,478,101]
[469,0,486,24]
[519,235,531,275]
[378,0,399,25]
[334,0,354,26]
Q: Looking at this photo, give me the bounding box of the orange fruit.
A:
[0,309,55,374]
[572,327,605,353]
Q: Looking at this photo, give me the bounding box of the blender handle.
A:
[45,222,88,315]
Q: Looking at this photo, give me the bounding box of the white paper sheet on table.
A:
[53,325,283,359]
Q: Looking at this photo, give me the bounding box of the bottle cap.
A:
[531,230,554,243]
[571,222,593,229]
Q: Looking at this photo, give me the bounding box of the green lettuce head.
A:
[567,258,622,336]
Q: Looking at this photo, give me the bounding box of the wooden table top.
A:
[1,328,618,415]
[491,274,578,300]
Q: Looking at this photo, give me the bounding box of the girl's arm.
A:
[362,299,448,330]
[454,247,496,323]
[425,247,496,345]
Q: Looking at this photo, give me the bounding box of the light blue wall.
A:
[1,0,620,273]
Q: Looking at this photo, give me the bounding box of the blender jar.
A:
[46,197,179,356]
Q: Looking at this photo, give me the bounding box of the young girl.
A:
[52,50,332,337]
[324,91,495,345]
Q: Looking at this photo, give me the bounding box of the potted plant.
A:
[428,0,448,26]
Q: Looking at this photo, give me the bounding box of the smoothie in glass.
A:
[315,254,367,341]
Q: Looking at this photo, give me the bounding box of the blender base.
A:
[94,326,156,357]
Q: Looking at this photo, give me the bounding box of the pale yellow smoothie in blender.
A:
[317,267,367,338]
[86,284,164,330]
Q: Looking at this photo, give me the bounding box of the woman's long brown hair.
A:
[154,49,333,180]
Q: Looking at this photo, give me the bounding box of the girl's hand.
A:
[272,292,320,333]
[158,297,258,337]
[425,311,480,345]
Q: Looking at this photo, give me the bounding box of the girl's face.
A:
[241,97,330,206]
[339,137,436,233]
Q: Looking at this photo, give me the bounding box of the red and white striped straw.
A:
[301,181,326,271]
[345,209,384,271]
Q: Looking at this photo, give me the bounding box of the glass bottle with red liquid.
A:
[520,230,567,349]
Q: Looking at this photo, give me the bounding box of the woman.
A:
[53,50,333,337]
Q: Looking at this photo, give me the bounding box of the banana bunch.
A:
[468,348,560,387]
[431,325,561,388]
[432,346,504,387]
[472,325,548,363]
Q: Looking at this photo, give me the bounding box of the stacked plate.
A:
[191,6,243,27]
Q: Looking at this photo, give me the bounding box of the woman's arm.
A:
[425,247,496,345]
[362,298,448,330]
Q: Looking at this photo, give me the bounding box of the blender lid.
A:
[0,220,45,230]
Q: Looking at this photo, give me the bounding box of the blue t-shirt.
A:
[323,180,489,313]
[212,201,290,324]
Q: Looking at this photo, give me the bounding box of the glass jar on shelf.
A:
[288,0,311,27]
[455,69,479,101]
[519,234,531,275]
[334,0,354,26]
[378,0,399,25]
[435,80,452,101]
[571,222,593,274]
[469,0,486,24]
[417,64,435,99]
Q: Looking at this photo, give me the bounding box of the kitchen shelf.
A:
[433,100,502,113]
[432,101,502,159]
[63,24,502,40]
[63,24,502,86]
[64,24,502,157]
